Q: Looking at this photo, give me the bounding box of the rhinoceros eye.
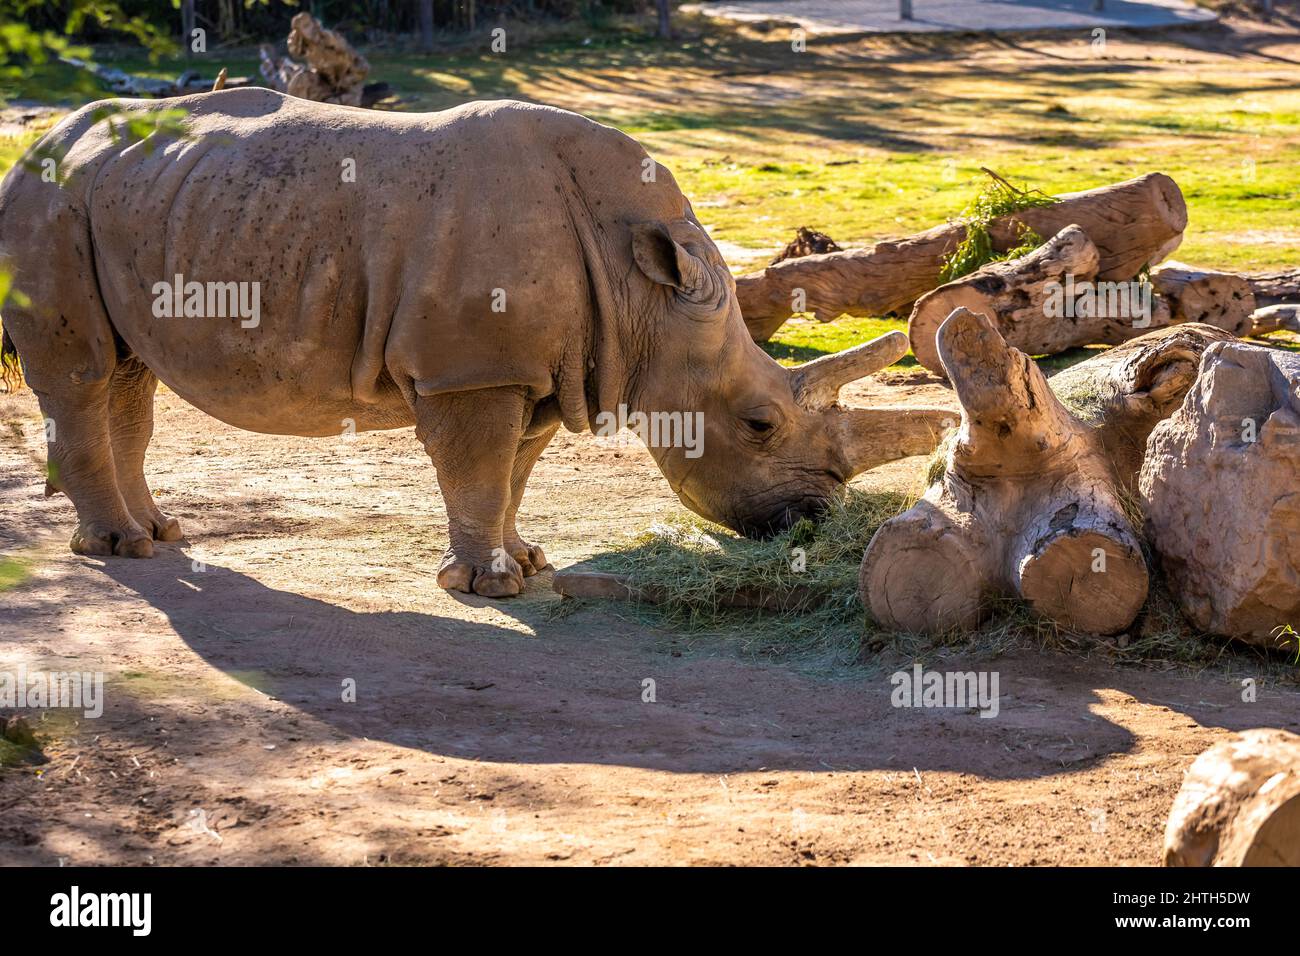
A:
[744,417,775,434]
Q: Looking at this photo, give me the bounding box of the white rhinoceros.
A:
[0,88,946,596]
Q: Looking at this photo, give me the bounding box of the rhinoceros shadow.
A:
[88,546,1287,779]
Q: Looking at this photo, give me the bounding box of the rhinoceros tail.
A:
[0,325,23,393]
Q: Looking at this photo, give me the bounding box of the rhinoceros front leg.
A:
[503,424,559,576]
[416,386,529,597]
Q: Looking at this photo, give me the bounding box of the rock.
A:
[1140,341,1300,648]
[3,715,38,748]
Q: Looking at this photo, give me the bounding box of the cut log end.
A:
[1016,530,1148,635]
[861,508,987,633]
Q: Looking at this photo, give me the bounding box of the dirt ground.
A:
[3,366,1298,867]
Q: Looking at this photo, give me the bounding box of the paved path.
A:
[683,0,1218,34]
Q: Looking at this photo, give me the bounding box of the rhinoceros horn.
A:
[832,405,956,477]
[790,330,909,409]
[791,330,955,476]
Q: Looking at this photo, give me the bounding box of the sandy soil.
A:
[3,369,1297,867]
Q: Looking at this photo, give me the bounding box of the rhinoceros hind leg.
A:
[503,424,559,576]
[36,381,153,558]
[108,357,183,542]
[416,386,530,598]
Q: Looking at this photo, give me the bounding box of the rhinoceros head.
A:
[624,219,949,538]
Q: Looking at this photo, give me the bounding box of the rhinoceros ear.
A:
[630,221,712,300]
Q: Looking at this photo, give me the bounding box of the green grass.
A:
[582,487,913,651]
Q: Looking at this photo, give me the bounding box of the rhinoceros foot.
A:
[126,500,185,543]
[70,519,154,559]
[437,549,525,598]
[505,537,550,577]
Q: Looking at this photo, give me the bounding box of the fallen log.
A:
[907,236,1257,374]
[1165,729,1300,866]
[859,312,1230,635]
[259,12,370,107]
[738,173,1187,342]
[908,225,1102,374]
[1247,268,1300,308]
[1149,260,1255,334]
[1249,303,1300,337]
[58,57,244,98]
[1140,341,1300,647]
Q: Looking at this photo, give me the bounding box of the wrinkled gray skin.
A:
[0,89,944,596]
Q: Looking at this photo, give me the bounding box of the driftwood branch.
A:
[1246,268,1300,308]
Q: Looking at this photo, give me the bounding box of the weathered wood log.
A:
[860,312,1231,635]
[1140,341,1300,647]
[738,173,1187,342]
[1165,729,1300,866]
[1249,304,1300,337]
[1247,268,1300,308]
[908,225,1101,374]
[259,12,370,107]
[907,236,1257,374]
[1150,260,1256,334]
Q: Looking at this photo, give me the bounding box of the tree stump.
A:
[859,311,1230,635]
[1165,729,1300,866]
[1140,341,1300,648]
[770,227,842,264]
[259,13,370,107]
[738,173,1187,341]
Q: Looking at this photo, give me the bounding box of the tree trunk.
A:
[655,0,673,38]
[181,0,196,57]
[738,173,1188,342]
[859,311,1230,636]
[419,0,435,52]
[1140,341,1300,646]
[1165,729,1300,866]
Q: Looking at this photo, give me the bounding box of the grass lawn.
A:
[3,16,1298,364]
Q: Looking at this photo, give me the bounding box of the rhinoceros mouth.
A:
[735,496,829,540]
